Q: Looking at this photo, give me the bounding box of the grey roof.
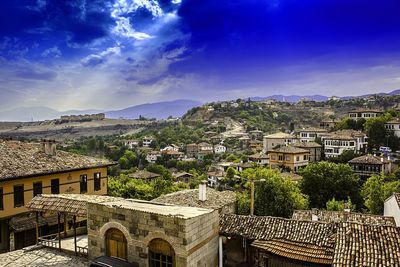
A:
[293,141,322,148]
[348,154,386,165]
[152,188,236,211]
[0,140,114,180]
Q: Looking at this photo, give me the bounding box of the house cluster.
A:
[2,177,400,267]
[258,108,399,177]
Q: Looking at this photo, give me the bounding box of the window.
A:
[149,239,174,267]
[296,156,300,161]
[94,172,101,191]
[304,155,308,160]
[51,179,60,194]
[14,185,24,207]
[33,182,42,197]
[80,174,88,194]
[0,188,3,210]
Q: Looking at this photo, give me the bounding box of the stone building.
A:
[87,199,219,266]
[27,194,220,267]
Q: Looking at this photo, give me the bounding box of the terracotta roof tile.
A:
[0,140,114,180]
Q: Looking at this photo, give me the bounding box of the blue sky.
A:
[1,0,400,111]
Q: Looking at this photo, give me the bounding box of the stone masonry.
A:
[87,200,219,267]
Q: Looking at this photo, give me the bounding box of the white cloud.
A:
[80,46,121,66]
[41,46,62,58]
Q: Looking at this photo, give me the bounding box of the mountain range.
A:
[1,89,400,122]
[0,100,202,122]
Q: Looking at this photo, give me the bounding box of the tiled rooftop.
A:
[0,140,113,180]
[220,214,400,266]
[152,188,236,210]
[348,154,388,165]
[292,209,395,226]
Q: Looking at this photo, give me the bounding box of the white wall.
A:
[384,195,400,226]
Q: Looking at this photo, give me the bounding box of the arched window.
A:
[148,238,175,267]
[105,228,127,260]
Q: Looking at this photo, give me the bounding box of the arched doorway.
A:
[148,238,175,267]
[105,228,127,260]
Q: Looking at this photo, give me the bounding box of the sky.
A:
[1,0,400,111]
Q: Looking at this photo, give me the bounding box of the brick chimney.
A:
[42,140,57,156]
[199,180,207,202]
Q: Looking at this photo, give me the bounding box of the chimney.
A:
[42,140,57,156]
[199,180,207,202]
[311,208,319,221]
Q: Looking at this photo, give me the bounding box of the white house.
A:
[123,139,139,149]
[142,136,153,147]
[161,144,180,152]
[323,130,368,158]
[385,118,400,138]
[214,144,226,154]
[384,193,400,226]
[297,127,327,142]
[207,170,225,188]
[348,109,382,121]
[146,151,161,163]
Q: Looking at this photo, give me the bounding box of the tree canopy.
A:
[299,161,362,209]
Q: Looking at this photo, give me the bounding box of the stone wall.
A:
[87,202,219,267]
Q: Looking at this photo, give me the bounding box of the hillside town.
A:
[1,95,400,266]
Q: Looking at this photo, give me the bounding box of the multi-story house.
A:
[263,132,297,152]
[348,154,393,180]
[0,140,113,252]
[248,152,269,166]
[197,142,214,159]
[323,130,368,158]
[145,151,161,163]
[160,144,180,152]
[348,109,382,121]
[385,118,400,138]
[213,144,227,154]
[142,136,153,147]
[297,127,327,142]
[293,141,322,162]
[122,139,139,149]
[268,146,310,172]
[186,143,199,158]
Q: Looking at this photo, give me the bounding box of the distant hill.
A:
[105,99,203,119]
[250,95,329,102]
[0,107,102,122]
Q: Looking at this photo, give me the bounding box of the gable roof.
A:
[348,154,386,165]
[264,132,295,139]
[292,209,395,226]
[220,214,400,267]
[152,188,236,211]
[0,140,114,181]
[293,141,322,148]
[128,170,161,180]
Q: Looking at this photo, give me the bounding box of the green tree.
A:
[326,197,355,211]
[362,174,400,214]
[241,168,308,217]
[299,162,362,209]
